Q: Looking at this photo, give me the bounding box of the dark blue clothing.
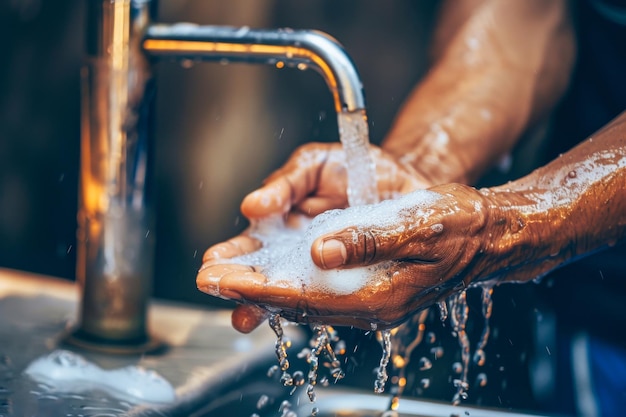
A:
[535,0,626,415]
[542,0,626,346]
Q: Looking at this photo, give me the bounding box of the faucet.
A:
[67,0,367,353]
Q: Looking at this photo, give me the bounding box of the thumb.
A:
[311,227,397,269]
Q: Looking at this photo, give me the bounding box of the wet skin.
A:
[196,0,626,332]
[197,113,626,331]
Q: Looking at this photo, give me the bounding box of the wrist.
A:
[477,187,572,284]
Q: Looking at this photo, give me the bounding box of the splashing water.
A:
[229,108,501,410]
[374,330,392,394]
[474,283,495,367]
[384,284,499,408]
[448,290,470,405]
[267,315,347,410]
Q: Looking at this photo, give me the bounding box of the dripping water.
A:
[387,310,429,410]
[474,284,495,367]
[374,330,392,394]
[448,290,470,405]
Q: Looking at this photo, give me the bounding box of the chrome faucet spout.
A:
[143,24,366,113]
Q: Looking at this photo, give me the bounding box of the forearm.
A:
[484,111,626,282]
[383,0,575,185]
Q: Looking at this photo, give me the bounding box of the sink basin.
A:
[191,385,555,417]
[0,269,560,417]
[0,268,305,417]
[293,388,554,417]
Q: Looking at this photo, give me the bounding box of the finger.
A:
[310,224,438,269]
[218,272,302,308]
[202,235,262,262]
[231,304,269,334]
[297,195,347,217]
[240,177,293,218]
[196,264,261,300]
[241,145,330,219]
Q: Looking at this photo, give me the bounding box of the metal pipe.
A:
[143,23,366,113]
[69,0,160,353]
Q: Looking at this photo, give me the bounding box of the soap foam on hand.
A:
[219,189,442,295]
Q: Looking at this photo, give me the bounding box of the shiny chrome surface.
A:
[293,388,554,417]
[76,1,367,350]
[0,269,305,417]
[143,23,366,113]
[75,0,156,349]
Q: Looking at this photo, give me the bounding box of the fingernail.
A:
[319,239,347,269]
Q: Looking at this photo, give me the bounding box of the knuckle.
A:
[361,230,378,264]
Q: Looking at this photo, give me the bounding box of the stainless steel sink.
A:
[0,268,305,417]
[293,388,554,417]
[0,269,560,417]
[189,385,555,417]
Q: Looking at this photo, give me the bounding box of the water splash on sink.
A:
[24,350,176,405]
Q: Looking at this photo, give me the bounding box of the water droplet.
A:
[292,371,305,386]
[473,349,486,367]
[476,373,488,387]
[452,362,463,374]
[438,302,449,322]
[334,340,346,355]
[306,384,316,402]
[256,394,269,409]
[267,365,279,378]
[279,400,291,412]
[430,346,444,359]
[430,223,444,233]
[280,372,293,386]
[418,357,432,371]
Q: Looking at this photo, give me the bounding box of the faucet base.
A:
[60,328,166,355]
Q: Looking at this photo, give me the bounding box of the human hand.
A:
[198,183,503,331]
[237,142,428,219]
[198,142,430,332]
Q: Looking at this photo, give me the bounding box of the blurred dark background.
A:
[0,0,540,411]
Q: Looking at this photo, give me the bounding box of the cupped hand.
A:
[238,142,428,219]
[197,142,430,333]
[198,183,501,331]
